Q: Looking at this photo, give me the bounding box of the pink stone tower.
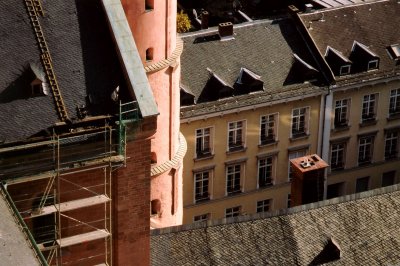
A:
[121,0,184,228]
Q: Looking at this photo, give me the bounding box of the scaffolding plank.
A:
[57,230,110,248]
[30,195,110,218]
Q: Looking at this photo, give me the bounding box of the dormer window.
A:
[339,65,351,76]
[387,44,400,60]
[325,46,352,76]
[368,59,379,71]
[350,41,379,72]
[291,53,319,82]
[234,67,264,94]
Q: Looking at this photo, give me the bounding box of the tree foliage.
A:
[177,11,191,33]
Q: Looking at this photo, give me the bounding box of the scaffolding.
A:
[0,125,125,265]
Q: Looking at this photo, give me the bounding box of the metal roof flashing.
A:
[101,0,159,118]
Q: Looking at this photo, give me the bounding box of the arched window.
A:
[146,48,154,62]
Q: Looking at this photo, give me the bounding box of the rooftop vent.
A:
[310,237,341,265]
[300,158,315,168]
[201,11,209,29]
[305,3,314,13]
[218,22,234,41]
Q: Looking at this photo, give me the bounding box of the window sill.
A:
[226,146,247,154]
[195,197,210,204]
[330,166,344,171]
[387,113,400,121]
[194,153,214,162]
[227,190,242,196]
[359,119,377,127]
[258,183,273,189]
[258,140,278,147]
[385,155,398,161]
[145,8,154,12]
[332,125,350,132]
[358,161,372,166]
[289,134,309,141]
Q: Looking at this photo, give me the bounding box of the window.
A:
[334,99,349,128]
[196,127,212,158]
[226,164,242,195]
[358,136,374,165]
[256,199,271,213]
[145,0,154,10]
[355,176,369,193]
[382,171,396,187]
[291,107,309,138]
[330,142,346,170]
[288,149,307,180]
[225,206,241,218]
[194,171,210,203]
[327,182,344,199]
[287,194,291,208]
[260,114,277,145]
[340,65,351,75]
[385,131,398,160]
[367,59,379,70]
[146,48,153,61]
[228,121,245,151]
[389,89,400,116]
[258,156,273,188]
[194,213,209,222]
[361,94,377,122]
[151,199,161,215]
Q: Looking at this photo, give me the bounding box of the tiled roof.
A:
[180,18,326,119]
[0,0,126,143]
[151,184,400,265]
[299,0,400,86]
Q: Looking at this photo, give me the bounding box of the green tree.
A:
[177,11,191,33]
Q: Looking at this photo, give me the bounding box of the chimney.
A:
[305,3,314,13]
[290,154,328,207]
[201,11,209,29]
[218,22,234,40]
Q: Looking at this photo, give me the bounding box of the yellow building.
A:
[179,18,327,223]
[180,1,400,224]
[296,1,400,198]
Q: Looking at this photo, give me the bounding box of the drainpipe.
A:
[320,85,334,200]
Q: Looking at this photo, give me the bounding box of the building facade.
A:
[180,1,400,224]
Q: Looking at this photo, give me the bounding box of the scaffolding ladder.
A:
[24,0,69,122]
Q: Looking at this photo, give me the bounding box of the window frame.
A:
[194,170,211,203]
[260,113,278,145]
[361,93,378,122]
[339,65,351,76]
[334,98,350,128]
[358,135,374,165]
[227,120,246,151]
[195,127,213,158]
[330,142,346,170]
[193,213,210,222]
[225,206,241,218]
[226,163,243,195]
[256,199,271,213]
[389,88,400,117]
[367,59,379,71]
[291,107,310,138]
[384,131,399,160]
[257,156,274,188]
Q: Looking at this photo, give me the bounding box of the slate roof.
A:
[151,184,400,265]
[299,0,400,86]
[180,18,327,119]
[0,0,126,143]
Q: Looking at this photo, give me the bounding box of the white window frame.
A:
[367,59,379,71]
[334,99,350,127]
[385,131,399,160]
[291,107,310,138]
[257,156,274,188]
[256,199,271,213]
[194,171,211,203]
[226,164,243,195]
[193,213,210,222]
[361,93,377,122]
[330,142,346,170]
[340,65,351,75]
[389,88,400,116]
[358,136,374,165]
[260,113,278,145]
[288,149,307,181]
[225,206,241,218]
[227,120,246,151]
[195,127,213,158]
